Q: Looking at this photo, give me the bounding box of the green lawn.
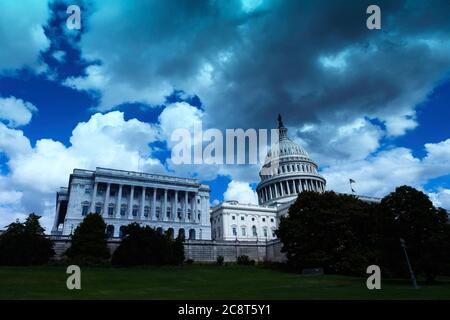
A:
[0,265,449,299]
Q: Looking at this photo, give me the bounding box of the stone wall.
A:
[51,237,286,263]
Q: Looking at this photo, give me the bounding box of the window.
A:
[232,227,237,236]
[120,205,127,216]
[240,216,244,221]
[95,204,102,214]
[262,217,266,222]
[132,205,139,217]
[166,208,171,218]
[156,207,160,219]
[252,217,255,221]
[144,206,150,218]
[198,213,201,220]
[252,225,257,237]
[108,205,114,217]
[232,216,236,220]
[81,204,89,216]
[85,187,91,195]
[241,227,246,236]
[263,228,268,238]
[270,218,274,222]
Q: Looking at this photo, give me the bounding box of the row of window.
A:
[213,225,275,239]
[262,163,317,179]
[81,202,201,220]
[105,225,198,240]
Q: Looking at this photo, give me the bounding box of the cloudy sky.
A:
[1,0,450,231]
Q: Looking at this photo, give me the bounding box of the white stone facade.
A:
[52,167,211,240]
[210,201,278,241]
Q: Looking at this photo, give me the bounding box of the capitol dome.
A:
[256,115,326,205]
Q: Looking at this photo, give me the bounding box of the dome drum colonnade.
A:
[256,115,326,205]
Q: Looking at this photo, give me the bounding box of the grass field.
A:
[1,265,449,299]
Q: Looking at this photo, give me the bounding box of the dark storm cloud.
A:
[69,0,450,153]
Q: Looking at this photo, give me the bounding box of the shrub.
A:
[0,213,54,266]
[185,259,194,265]
[216,255,224,265]
[65,213,110,263]
[112,223,185,266]
[237,255,255,265]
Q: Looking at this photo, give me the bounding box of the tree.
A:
[65,213,110,263]
[276,191,379,275]
[379,186,450,282]
[112,223,185,266]
[0,213,54,265]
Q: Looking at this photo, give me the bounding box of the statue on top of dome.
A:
[277,114,285,128]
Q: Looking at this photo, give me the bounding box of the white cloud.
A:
[321,138,450,203]
[428,189,450,209]
[0,96,38,127]
[0,1,51,73]
[223,180,258,204]
[64,65,173,111]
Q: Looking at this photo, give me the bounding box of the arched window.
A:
[167,228,174,240]
[156,227,163,235]
[178,228,185,241]
[106,225,114,238]
[252,225,257,237]
[119,226,126,238]
[189,229,196,240]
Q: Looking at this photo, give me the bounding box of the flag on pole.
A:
[349,179,356,194]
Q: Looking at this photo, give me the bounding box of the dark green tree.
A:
[65,213,110,262]
[276,191,379,275]
[112,223,185,266]
[0,213,54,265]
[379,186,450,282]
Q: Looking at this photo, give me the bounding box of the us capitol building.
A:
[52,116,369,245]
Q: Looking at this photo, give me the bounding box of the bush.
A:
[0,213,54,266]
[237,255,255,265]
[112,223,185,266]
[185,259,194,265]
[216,255,224,265]
[65,213,111,263]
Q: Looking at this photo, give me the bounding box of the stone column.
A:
[103,183,110,217]
[184,191,188,222]
[152,188,157,220]
[140,186,146,219]
[193,193,198,222]
[163,189,168,221]
[90,182,98,213]
[128,185,134,218]
[116,184,122,218]
[174,190,178,221]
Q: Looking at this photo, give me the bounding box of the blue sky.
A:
[1,0,450,231]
